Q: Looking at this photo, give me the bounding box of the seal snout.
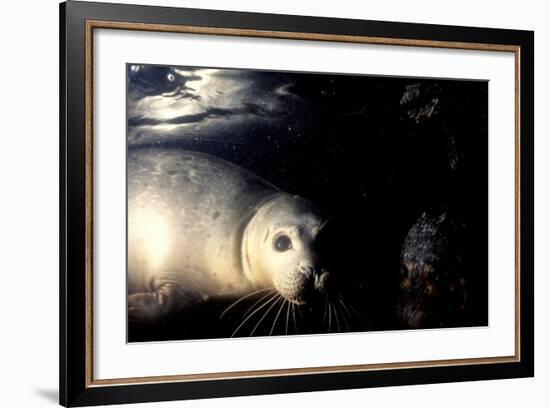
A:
[242,193,333,306]
[275,264,330,305]
[298,263,315,278]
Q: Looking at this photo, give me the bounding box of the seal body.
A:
[128,149,329,320]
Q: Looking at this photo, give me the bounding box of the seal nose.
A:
[298,264,315,278]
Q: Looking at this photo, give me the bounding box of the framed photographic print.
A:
[60,1,534,406]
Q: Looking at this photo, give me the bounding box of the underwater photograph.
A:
[126,63,488,342]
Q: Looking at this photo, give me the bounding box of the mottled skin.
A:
[397,211,468,329]
[127,149,329,321]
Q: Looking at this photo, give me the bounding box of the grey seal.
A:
[127,149,330,321]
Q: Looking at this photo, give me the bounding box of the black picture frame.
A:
[60,1,534,406]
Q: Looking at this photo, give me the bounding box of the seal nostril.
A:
[299,265,315,277]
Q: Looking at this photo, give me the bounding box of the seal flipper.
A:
[128,291,170,322]
[128,280,201,322]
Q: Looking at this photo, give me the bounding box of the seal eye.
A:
[274,235,292,252]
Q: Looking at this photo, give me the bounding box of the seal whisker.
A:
[332,303,342,332]
[230,292,279,338]
[327,302,332,333]
[337,298,352,331]
[247,292,279,320]
[337,296,353,321]
[335,301,350,332]
[333,303,341,332]
[291,304,298,334]
[296,304,303,319]
[250,296,283,337]
[285,299,290,336]
[339,292,371,329]
[270,297,287,336]
[342,312,351,332]
[318,217,331,233]
[242,290,277,319]
[220,287,274,319]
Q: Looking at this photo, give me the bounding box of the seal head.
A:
[242,194,330,305]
